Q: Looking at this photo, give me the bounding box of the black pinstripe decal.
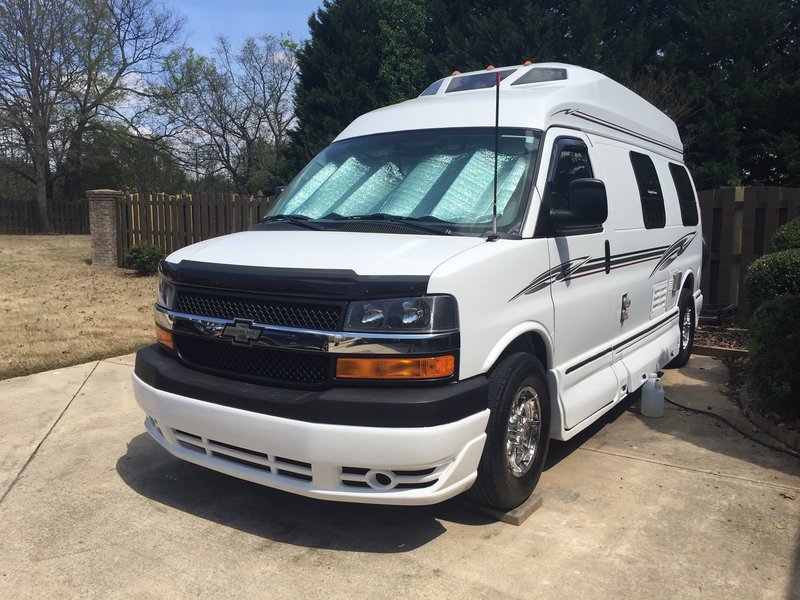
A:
[553,109,683,154]
[509,235,695,302]
[563,312,676,375]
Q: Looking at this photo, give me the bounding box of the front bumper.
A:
[134,344,487,427]
[133,373,489,505]
[132,345,491,504]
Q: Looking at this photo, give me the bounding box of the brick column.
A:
[88,189,123,267]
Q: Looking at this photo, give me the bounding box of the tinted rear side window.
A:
[630,152,665,229]
[668,163,699,226]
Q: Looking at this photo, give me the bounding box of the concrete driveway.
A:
[1,355,798,599]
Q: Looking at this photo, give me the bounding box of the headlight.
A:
[157,276,177,309]
[344,296,458,333]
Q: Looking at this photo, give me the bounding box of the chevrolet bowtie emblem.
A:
[221,320,262,345]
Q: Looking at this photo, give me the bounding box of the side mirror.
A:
[550,178,608,230]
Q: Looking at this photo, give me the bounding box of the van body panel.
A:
[427,239,554,380]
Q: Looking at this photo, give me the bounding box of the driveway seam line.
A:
[578,446,800,492]
[0,361,101,507]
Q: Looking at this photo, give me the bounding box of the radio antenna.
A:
[488,70,500,242]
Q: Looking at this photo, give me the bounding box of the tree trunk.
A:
[33,137,52,232]
[61,129,85,204]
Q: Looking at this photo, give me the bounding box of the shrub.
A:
[747,294,800,421]
[126,243,165,275]
[770,216,800,253]
[744,248,800,315]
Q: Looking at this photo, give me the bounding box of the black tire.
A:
[667,288,695,368]
[469,353,551,510]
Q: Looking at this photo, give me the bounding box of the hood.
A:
[166,230,486,277]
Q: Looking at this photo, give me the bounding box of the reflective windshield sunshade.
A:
[380,154,460,215]
[297,156,372,218]
[268,128,541,234]
[431,150,515,221]
[335,162,403,216]
[280,162,337,214]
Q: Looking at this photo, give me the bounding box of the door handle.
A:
[604,240,611,274]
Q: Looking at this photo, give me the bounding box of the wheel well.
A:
[683,272,694,293]
[494,332,549,372]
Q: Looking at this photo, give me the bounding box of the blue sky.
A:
[172,0,325,55]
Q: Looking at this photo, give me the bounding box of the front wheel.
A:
[667,288,695,368]
[469,353,551,510]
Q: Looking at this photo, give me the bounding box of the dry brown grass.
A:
[0,235,157,379]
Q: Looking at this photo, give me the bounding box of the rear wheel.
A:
[469,353,551,510]
[667,288,695,368]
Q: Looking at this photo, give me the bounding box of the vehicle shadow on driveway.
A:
[116,433,496,553]
[117,395,643,553]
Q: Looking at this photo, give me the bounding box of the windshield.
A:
[268,128,541,236]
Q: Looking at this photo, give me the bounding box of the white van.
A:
[133,63,703,510]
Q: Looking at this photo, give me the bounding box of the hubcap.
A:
[681,307,693,350]
[505,385,542,477]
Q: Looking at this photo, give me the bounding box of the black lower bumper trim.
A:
[134,344,488,428]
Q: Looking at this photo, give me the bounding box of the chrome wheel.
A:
[505,385,542,477]
[681,306,693,350]
[668,289,695,369]
[471,353,551,509]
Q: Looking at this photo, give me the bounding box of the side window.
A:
[550,144,593,210]
[668,163,699,226]
[630,151,665,229]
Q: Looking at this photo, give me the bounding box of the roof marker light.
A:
[523,60,533,66]
[451,70,461,75]
[485,64,495,70]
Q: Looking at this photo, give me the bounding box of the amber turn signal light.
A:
[336,355,455,380]
[155,324,174,350]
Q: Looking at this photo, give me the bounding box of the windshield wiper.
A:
[322,213,453,235]
[258,214,324,230]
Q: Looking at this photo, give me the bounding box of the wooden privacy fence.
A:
[111,186,800,322]
[698,186,800,323]
[116,192,275,268]
[0,198,89,234]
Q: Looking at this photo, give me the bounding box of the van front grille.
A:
[174,334,332,387]
[175,290,343,331]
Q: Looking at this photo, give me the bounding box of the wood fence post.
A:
[88,189,123,267]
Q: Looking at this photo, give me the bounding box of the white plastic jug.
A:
[641,374,665,418]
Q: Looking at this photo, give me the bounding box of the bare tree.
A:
[60,0,183,202]
[0,0,77,229]
[154,35,297,193]
[0,0,182,229]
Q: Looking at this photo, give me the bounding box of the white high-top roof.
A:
[336,63,683,159]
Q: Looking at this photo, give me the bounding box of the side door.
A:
[537,130,621,430]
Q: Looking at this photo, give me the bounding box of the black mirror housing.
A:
[550,178,608,230]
